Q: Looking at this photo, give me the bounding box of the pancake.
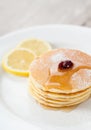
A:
[29,78,91,101]
[29,79,90,106]
[29,48,91,109]
[30,81,91,104]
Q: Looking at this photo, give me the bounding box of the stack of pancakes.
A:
[29,49,91,109]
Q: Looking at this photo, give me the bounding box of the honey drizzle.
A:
[45,66,91,91]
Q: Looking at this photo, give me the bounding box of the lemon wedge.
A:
[2,48,36,76]
[17,39,52,56]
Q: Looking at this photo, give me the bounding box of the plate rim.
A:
[0,24,91,39]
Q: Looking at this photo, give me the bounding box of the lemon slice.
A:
[2,48,36,76]
[17,39,52,56]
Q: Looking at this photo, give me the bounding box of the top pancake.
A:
[30,48,91,93]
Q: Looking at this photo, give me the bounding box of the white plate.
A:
[0,24,91,130]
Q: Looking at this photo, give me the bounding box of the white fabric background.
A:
[0,0,91,36]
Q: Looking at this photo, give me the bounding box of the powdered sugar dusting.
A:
[71,69,91,89]
[51,53,68,63]
[86,70,91,77]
